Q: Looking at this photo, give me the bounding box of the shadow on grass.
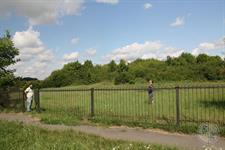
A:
[199,99,225,109]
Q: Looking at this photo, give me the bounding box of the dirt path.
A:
[0,113,224,150]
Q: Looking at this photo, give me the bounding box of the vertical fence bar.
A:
[176,86,180,126]
[22,89,26,112]
[223,87,225,125]
[91,88,94,117]
[35,89,40,113]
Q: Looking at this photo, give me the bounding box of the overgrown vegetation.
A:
[0,31,19,107]
[42,53,225,88]
[0,120,179,150]
[0,30,19,88]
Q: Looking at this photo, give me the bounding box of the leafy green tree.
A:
[81,60,96,84]
[0,30,19,107]
[197,54,209,64]
[180,53,196,64]
[114,59,134,84]
[117,59,128,73]
[108,60,117,72]
[0,30,19,87]
[63,61,82,84]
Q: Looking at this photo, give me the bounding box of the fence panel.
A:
[179,85,225,125]
[93,88,177,125]
[39,89,91,118]
[0,87,24,111]
[37,85,225,126]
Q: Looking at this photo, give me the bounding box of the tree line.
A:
[41,53,225,87]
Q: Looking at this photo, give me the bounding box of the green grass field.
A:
[0,120,179,150]
[36,82,225,128]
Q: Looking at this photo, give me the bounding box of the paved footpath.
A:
[0,113,225,150]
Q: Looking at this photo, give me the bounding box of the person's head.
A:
[149,80,153,85]
[29,84,33,88]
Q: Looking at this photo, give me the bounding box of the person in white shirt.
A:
[24,84,34,112]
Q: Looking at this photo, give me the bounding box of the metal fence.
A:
[0,87,41,112]
[0,87,25,111]
[38,85,225,126]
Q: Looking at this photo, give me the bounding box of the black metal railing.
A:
[1,85,224,126]
[38,85,225,126]
[0,87,41,112]
[0,87,25,111]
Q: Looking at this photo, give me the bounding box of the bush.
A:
[114,72,134,85]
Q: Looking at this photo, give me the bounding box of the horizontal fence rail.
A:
[38,85,225,126]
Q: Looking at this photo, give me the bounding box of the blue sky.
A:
[0,0,224,79]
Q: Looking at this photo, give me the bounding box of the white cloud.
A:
[12,27,55,79]
[71,37,80,45]
[192,37,225,56]
[38,50,54,62]
[144,3,152,10]
[170,16,185,27]
[13,27,42,49]
[63,52,79,62]
[86,48,97,56]
[104,41,184,62]
[96,0,119,4]
[0,0,84,25]
[199,42,215,50]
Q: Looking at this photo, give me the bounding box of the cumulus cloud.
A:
[12,27,55,79]
[38,50,54,62]
[86,48,97,56]
[96,0,119,4]
[192,37,225,56]
[0,0,84,25]
[170,16,185,27]
[71,37,80,45]
[13,28,41,48]
[144,3,152,10]
[63,52,79,62]
[104,41,184,62]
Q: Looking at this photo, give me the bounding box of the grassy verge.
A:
[0,120,179,150]
[29,111,225,138]
[90,117,225,136]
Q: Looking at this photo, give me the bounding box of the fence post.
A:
[36,89,41,113]
[35,89,41,113]
[22,89,26,112]
[175,86,180,126]
[91,88,94,117]
[20,89,25,112]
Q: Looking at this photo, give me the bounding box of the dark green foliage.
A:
[114,60,134,84]
[108,60,117,72]
[114,72,134,85]
[117,59,128,73]
[42,53,225,87]
[0,31,19,88]
[0,31,19,107]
